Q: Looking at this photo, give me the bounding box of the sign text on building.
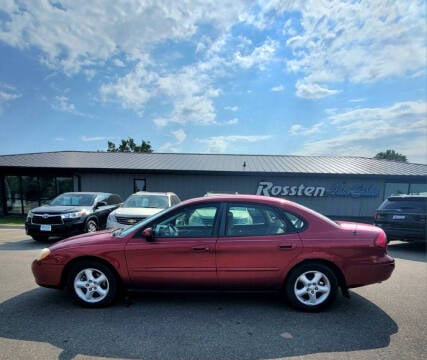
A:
[256,181,379,198]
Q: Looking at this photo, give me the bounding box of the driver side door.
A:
[125,203,220,288]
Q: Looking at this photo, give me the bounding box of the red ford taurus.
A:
[32,195,395,311]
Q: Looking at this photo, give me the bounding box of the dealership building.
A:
[0,151,426,222]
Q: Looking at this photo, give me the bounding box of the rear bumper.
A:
[375,223,426,241]
[345,255,395,288]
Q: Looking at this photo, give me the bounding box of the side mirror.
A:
[143,227,154,242]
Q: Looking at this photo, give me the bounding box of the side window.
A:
[226,204,290,237]
[284,212,306,232]
[153,205,218,238]
[96,194,109,205]
[171,195,180,206]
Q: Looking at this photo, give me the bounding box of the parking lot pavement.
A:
[0,228,426,360]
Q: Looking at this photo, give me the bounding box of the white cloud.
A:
[271,85,284,92]
[172,129,186,144]
[99,58,156,114]
[294,101,427,163]
[296,81,340,99]
[0,1,251,75]
[285,1,426,92]
[289,123,323,136]
[0,83,21,114]
[225,106,239,112]
[81,136,107,142]
[199,135,272,153]
[232,38,279,71]
[52,95,76,113]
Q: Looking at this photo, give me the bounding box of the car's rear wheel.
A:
[67,260,117,307]
[285,263,338,311]
[85,219,98,233]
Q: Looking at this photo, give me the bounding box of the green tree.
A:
[374,149,407,162]
[107,138,153,153]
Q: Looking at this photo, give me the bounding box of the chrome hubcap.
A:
[294,270,331,306]
[74,268,109,303]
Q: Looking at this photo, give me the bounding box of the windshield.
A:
[50,193,96,207]
[123,194,168,209]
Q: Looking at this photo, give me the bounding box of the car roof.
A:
[179,194,294,207]
[387,194,427,200]
[132,191,176,196]
[61,192,112,196]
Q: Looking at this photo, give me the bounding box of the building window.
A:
[385,183,427,198]
[134,179,146,192]
[3,175,74,215]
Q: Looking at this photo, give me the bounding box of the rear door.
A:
[216,202,303,290]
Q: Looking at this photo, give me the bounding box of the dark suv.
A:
[26,192,122,241]
[374,194,427,242]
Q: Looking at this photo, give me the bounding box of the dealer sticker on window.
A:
[40,225,52,232]
[392,215,406,220]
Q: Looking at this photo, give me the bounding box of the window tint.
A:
[154,205,218,238]
[51,193,96,206]
[284,212,306,231]
[171,195,181,206]
[225,204,291,237]
[380,198,426,212]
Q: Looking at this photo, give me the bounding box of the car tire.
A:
[285,262,338,311]
[85,218,98,233]
[67,260,118,308]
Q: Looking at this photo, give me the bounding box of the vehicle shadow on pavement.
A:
[387,241,427,263]
[0,288,398,360]
[0,238,46,250]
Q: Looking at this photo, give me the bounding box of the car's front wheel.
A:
[85,218,98,233]
[67,260,117,307]
[285,263,338,311]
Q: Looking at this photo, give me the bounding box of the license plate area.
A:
[40,225,52,232]
[392,215,406,220]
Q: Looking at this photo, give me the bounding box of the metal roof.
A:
[0,151,426,177]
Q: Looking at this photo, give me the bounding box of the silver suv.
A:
[107,191,181,229]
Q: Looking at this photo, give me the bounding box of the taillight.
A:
[375,231,387,248]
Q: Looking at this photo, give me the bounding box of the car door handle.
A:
[192,247,210,253]
[279,245,293,250]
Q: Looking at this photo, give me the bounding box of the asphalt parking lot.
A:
[0,228,426,360]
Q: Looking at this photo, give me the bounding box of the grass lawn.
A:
[0,216,25,226]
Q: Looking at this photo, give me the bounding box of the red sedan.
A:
[32,195,394,311]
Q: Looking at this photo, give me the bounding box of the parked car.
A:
[374,194,427,242]
[26,192,122,241]
[32,194,394,311]
[106,191,181,229]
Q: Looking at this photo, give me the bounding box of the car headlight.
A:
[36,248,51,261]
[27,211,34,220]
[61,209,91,219]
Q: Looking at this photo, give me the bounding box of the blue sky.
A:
[0,0,426,163]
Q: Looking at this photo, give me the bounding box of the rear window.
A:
[379,198,426,212]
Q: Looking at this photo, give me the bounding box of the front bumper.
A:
[26,218,86,238]
[32,259,64,288]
